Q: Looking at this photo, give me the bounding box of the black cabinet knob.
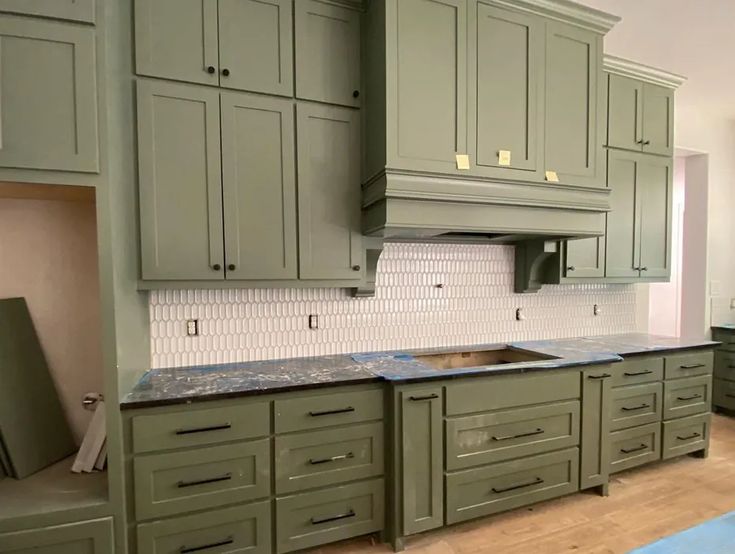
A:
[222,68,230,77]
[643,140,651,145]
[352,90,360,98]
[567,266,576,272]
[352,265,361,271]
[228,264,236,271]
[212,264,221,271]
[206,65,216,74]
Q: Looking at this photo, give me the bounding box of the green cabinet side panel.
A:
[470,2,543,178]
[295,0,360,107]
[0,518,113,554]
[400,386,443,536]
[564,235,606,278]
[642,83,674,156]
[137,80,225,280]
[218,0,293,96]
[638,155,672,279]
[607,73,643,152]
[0,17,98,172]
[221,92,298,280]
[296,103,362,280]
[135,0,219,86]
[386,0,467,174]
[605,149,640,278]
[580,368,611,490]
[0,0,94,23]
[544,20,603,187]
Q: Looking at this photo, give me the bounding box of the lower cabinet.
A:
[609,422,661,474]
[580,367,612,490]
[0,518,113,554]
[662,413,710,460]
[711,328,735,412]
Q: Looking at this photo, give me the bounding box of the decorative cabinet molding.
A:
[0,0,95,23]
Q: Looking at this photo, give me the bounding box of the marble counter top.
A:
[121,333,718,409]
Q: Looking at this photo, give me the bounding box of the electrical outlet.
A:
[593,304,601,316]
[515,308,524,321]
[309,314,319,330]
[186,319,199,336]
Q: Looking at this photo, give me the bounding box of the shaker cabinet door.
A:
[0,0,94,23]
[605,150,641,278]
[218,0,293,96]
[296,103,362,280]
[580,368,612,490]
[607,73,643,152]
[295,0,360,107]
[221,92,298,280]
[638,156,672,278]
[0,17,98,172]
[564,236,606,279]
[137,80,225,281]
[135,0,219,86]
[642,83,674,156]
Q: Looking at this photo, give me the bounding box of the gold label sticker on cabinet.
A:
[545,170,560,182]
[456,154,470,170]
[498,150,511,166]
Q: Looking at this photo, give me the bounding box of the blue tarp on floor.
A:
[630,510,735,553]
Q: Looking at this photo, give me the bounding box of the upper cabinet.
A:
[135,0,293,96]
[0,0,94,23]
[0,16,99,173]
[295,0,361,107]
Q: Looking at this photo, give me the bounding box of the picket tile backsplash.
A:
[149,243,637,368]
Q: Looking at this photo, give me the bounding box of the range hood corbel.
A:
[514,240,560,293]
[351,237,384,298]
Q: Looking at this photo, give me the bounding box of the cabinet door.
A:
[400,386,443,536]
[0,17,98,172]
[545,20,604,187]
[295,0,360,107]
[638,156,672,279]
[470,2,543,179]
[221,92,297,280]
[135,0,219,86]
[642,83,674,156]
[137,80,225,280]
[0,518,113,554]
[607,73,643,152]
[580,369,612,490]
[0,0,94,23]
[296,103,362,280]
[564,236,605,278]
[387,0,467,174]
[605,150,641,278]
[218,0,293,96]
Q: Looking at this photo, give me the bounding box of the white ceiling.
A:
[579,0,735,119]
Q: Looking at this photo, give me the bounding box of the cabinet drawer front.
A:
[713,378,735,410]
[137,501,271,554]
[446,448,579,525]
[610,383,662,431]
[275,422,384,494]
[611,357,664,387]
[274,388,383,433]
[714,351,735,381]
[276,478,384,553]
[663,375,712,420]
[662,413,710,461]
[0,518,112,554]
[446,371,580,416]
[134,440,271,521]
[132,402,270,454]
[609,422,661,474]
[446,401,580,470]
[664,351,713,380]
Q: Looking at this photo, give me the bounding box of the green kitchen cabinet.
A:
[295,0,360,107]
[544,19,604,188]
[638,155,673,278]
[0,518,113,554]
[468,1,544,181]
[0,0,94,23]
[221,92,298,280]
[563,236,606,279]
[0,16,98,173]
[641,83,674,156]
[135,0,293,96]
[296,103,363,281]
[580,367,612,491]
[605,149,639,278]
[137,80,225,281]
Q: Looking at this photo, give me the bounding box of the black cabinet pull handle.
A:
[680,364,705,369]
[212,264,221,271]
[727,394,735,399]
[309,452,354,465]
[587,373,611,380]
[624,370,654,377]
[492,428,544,442]
[676,394,702,401]
[222,68,230,76]
[177,473,232,489]
[492,477,544,494]
[175,423,232,436]
[621,403,650,412]
[311,510,356,525]
[643,140,651,145]
[309,407,355,417]
[180,537,234,553]
[620,443,648,454]
[676,432,701,441]
[640,267,649,271]
[567,266,576,272]
[728,365,735,369]
[409,394,439,401]
[206,65,216,74]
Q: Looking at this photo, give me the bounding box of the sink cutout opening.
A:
[414,347,557,370]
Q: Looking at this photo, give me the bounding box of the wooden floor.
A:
[311,414,735,554]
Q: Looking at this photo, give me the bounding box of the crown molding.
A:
[604,55,687,89]
[490,0,620,34]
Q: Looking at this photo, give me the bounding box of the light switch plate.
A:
[186,319,199,336]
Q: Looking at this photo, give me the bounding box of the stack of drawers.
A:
[712,327,735,411]
[443,371,581,524]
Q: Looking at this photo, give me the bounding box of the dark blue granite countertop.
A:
[121,333,718,409]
